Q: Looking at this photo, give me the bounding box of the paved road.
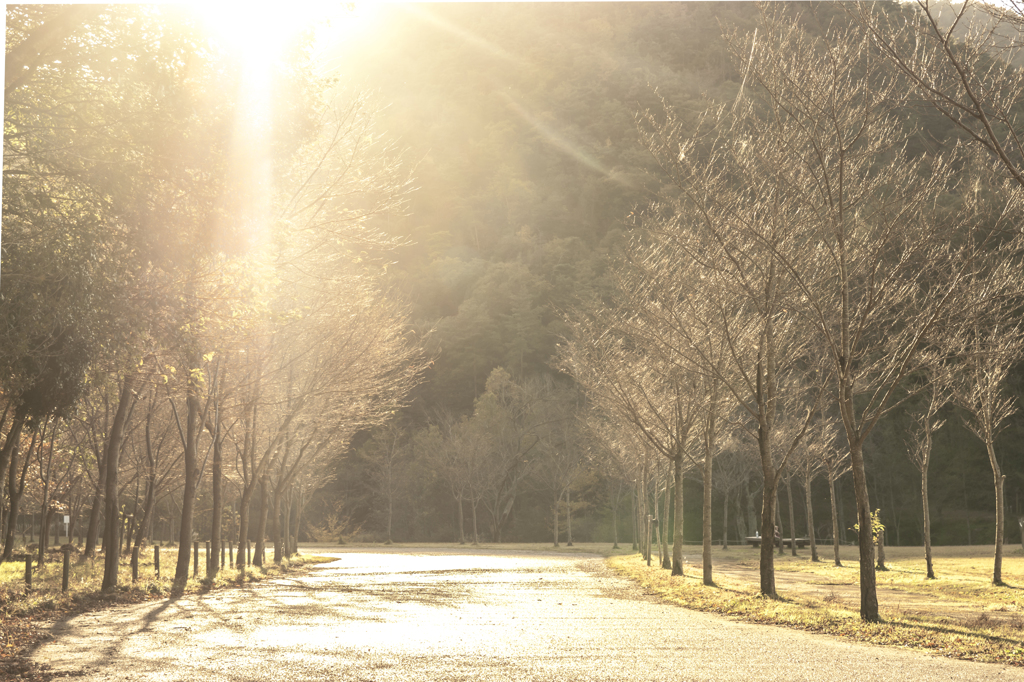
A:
[31,549,1024,681]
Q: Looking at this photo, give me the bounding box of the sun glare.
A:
[179,3,386,255]
[189,3,383,71]
[191,3,310,67]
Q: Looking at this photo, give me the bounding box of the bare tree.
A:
[127,387,182,580]
[712,8,1011,621]
[582,407,643,551]
[359,422,408,544]
[635,90,821,597]
[100,373,140,590]
[472,369,554,542]
[560,313,702,577]
[2,419,47,561]
[905,357,953,579]
[858,0,1024,192]
[809,415,850,568]
[795,429,826,563]
[538,396,590,548]
[711,434,753,550]
[953,320,1024,585]
[425,413,484,545]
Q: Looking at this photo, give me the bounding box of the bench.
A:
[745,536,811,549]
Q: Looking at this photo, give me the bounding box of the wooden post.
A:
[193,541,199,578]
[24,556,32,588]
[62,547,70,592]
[154,545,160,579]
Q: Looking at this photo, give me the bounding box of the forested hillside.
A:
[336,3,759,410]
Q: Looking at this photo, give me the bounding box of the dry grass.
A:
[609,545,1024,666]
[711,544,1024,608]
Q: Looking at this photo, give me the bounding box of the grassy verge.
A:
[0,546,332,680]
[608,553,1024,666]
[717,545,1024,609]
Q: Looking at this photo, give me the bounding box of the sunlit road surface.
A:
[33,549,1024,681]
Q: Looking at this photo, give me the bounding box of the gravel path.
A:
[31,549,1024,681]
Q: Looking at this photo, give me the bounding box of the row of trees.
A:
[309,0,1021,560]
[1,6,425,590]
[561,1,1024,623]
[318,6,1023,606]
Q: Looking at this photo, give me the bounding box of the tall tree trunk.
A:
[804,473,818,562]
[640,466,650,563]
[471,501,479,545]
[849,439,879,622]
[174,389,200,585]
[102,376,136,591]
[758,433,777,598]
[660,480,670,570]
[776,496,785,557]
[610,481,618,548]
[0,405,27,547]
[37,428,56,566]
[136,407,157,559]
[283,489,293,557]
[631,486,638,552]
[235,487,253,569]
[567,489,574,547]
[611,479,621,549]
[829,476,842,567]
[734,493,746,545]
[722,489,730,550]
[3,428,36,561]
[786,477,798,557]
[294,488,305,554]
[671,454,679,569]
[269,486,280,564]
[208,419,223,579]
[702,447,713,585]
[38,508,54,565]
[745,482,757,541]
[456,498,465,544]
[922,462,934,579]
[385,485,393,545]
[989,439,1005,585]
[83,439,107,560]
[131,477,155,582]
[257,478,270,567]
[553,491,560,547]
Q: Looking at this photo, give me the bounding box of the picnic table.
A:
[745,536,811,549]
